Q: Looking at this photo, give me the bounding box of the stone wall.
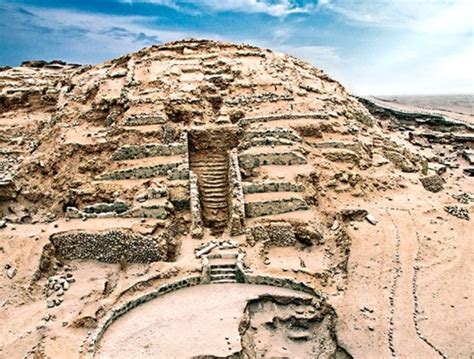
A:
[95,162,184,181]
[66,199,172,220]
[89,274,322,354]
[189,171,203,238]
[124,200,172,219]
[245,197,308,218]
[246,222,296,248]
[90,276,202,352]
[238,150,306,169]
[313,140,370,155]
[50,228,179,263]
[227,148,245,236]
[123,113,166,126]
[243,181,304,194]
[239,127,302,149]
[111,142,186,161]
[246,221,323,249]
[88,271,323,355]
[239,112,328,125]
[241,136,296,148]
[244,127,302,143]
[82,200,128,214]
[243,273,324,299]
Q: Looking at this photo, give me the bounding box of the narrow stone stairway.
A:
[190,152,230,235]
[209,263,237,284]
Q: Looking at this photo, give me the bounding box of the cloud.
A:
[124,0,315,17]
[0,5,214,64]
[1,1,471,95]
[100,26,161,44]
[279,44,345,69]
[319,0,474,35]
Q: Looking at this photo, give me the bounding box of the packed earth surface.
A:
[0,39,473,358]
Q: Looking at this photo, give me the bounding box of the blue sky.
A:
[0,0,472,95]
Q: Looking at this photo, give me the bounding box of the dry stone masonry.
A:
[50,229,179,263]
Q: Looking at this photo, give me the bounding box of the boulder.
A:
[420,174,444,193]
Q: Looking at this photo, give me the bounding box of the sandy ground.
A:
[375,94,473,116]
[96,284,311,358]
[332,183,474,358]
[368,95,474,124]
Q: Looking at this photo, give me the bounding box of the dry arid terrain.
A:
[0,39,473,359]
[369,94,474,125]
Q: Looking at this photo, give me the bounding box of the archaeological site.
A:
[0,39,473,358]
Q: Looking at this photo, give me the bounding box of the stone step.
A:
[200,172,227,178]
[202,194,227,201]
[201,175,226,180]
[201,178,227,185]
[200,170,226,176]
[199,166,227,171]
[202,199,227,206]
[210,268,236,274]
[211,279,237,284]
[201,187,227,194]
[210,264,236,269]
[191,162,227,168]
[201,183,226,189]
[202,187,227,192]
[205,202,228,209]
[202,197,227,203]
[210,273,236,281]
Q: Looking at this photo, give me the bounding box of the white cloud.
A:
[125,0,315,17]
[320,0,474,35]
[340,41,474,96]
[198,0,313,17]
[312,0,474,95]
[278,44,346,72]
[5,6,221,63]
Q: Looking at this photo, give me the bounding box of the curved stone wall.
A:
[89,276,202,355]
[88,272,324,356]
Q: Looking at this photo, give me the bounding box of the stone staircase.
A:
[209,263,237,284]
[190,153,230,235]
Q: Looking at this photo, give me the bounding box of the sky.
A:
[0,0,472,95]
